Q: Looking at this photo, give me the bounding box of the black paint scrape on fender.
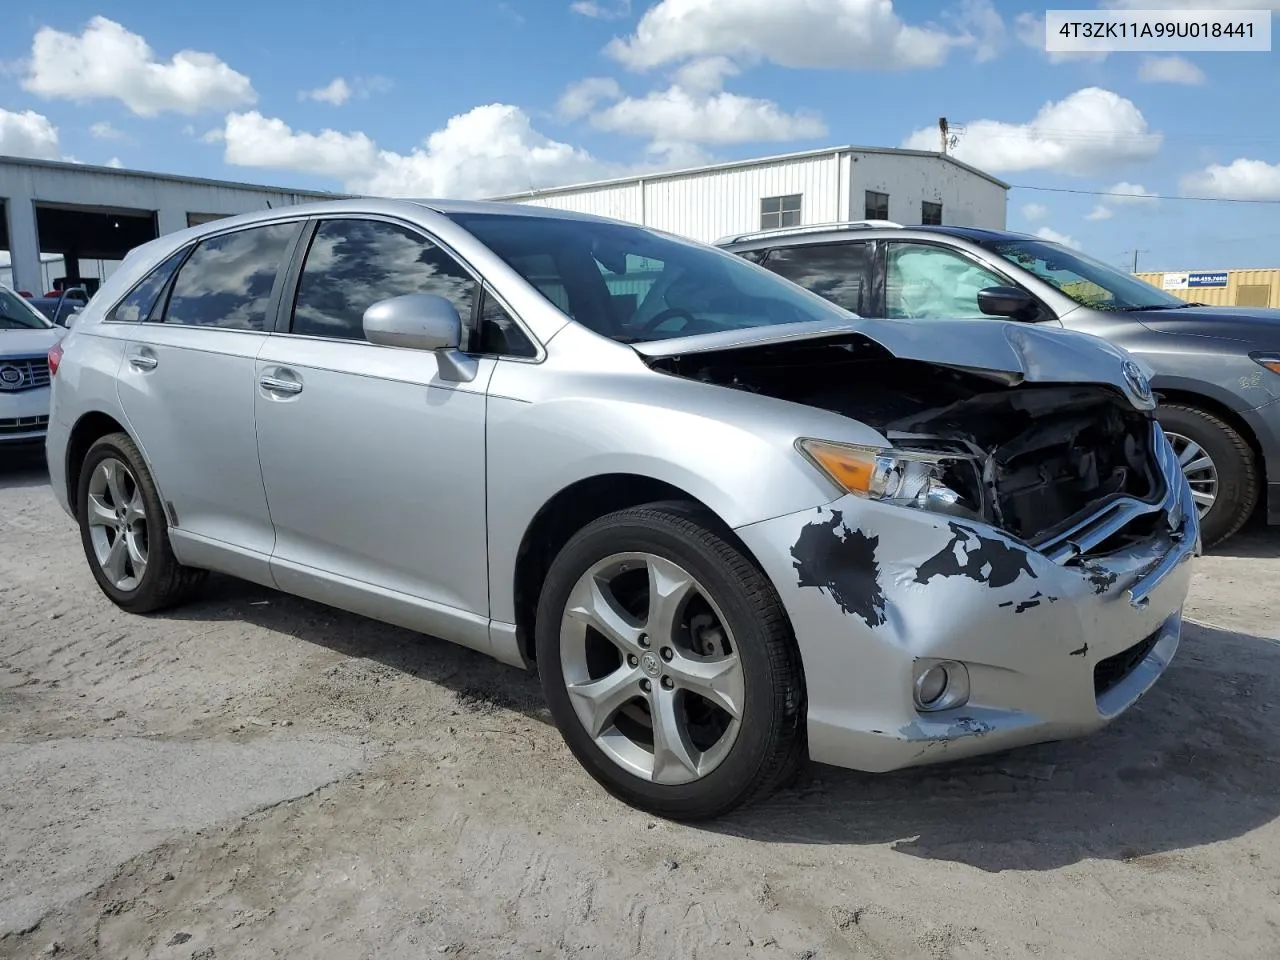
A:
[790,510,888,629]
[914,521,1037,589]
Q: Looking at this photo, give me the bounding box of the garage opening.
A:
[34,201,158,297]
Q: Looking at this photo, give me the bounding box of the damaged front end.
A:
[637,321,1198,772]
[642,330,1171,551]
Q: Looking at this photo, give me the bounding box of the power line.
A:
[1009,184,1280,204]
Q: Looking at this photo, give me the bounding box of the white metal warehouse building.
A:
[493,145,1009,244]
[0,156,343,295]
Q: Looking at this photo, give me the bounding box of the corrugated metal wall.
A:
[1135,268,1280,308]
[642,153,841,243]
[501,150,1006,244]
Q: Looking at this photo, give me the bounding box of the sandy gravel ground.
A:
[2,448,1278,960]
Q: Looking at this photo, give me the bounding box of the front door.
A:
[253,216,494,646]
[116,219,302,574]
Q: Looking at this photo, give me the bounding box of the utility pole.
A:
[1127,249,1148,273]
[939,117,949,155]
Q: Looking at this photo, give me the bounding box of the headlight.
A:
[1251,352,1280,375]
[796,438,984,519]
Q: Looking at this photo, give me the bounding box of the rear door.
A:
[253,215,498,637]
[760,240,872,315]
[116,219,303,575]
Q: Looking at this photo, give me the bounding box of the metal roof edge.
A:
[0,154,354,199]
[489,144,1009,200]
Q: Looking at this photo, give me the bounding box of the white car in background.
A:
[1,285,67,447]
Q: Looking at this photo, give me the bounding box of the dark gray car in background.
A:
[718,222,1280,546]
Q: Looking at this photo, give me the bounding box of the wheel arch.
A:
[511,473,773,667]
[1155,388,1267,484]
[65,411,131,515]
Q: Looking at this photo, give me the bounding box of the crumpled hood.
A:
[0,325,65,357]
[632,317,1155,408]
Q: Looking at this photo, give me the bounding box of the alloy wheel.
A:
[558,552,745,785]
[86,457,149,591]
[1164,431,1219,517]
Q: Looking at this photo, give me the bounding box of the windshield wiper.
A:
[1129,303,1192,311]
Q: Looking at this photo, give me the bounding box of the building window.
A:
[865,191,890,220]
[921,201,943,226]
[761,194,802,230]
[187,212,231,227]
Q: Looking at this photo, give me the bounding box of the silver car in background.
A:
[45,199,1199,819]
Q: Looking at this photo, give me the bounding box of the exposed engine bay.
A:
[646,335,1163,544]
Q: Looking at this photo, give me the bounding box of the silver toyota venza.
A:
[45,199,1199,819]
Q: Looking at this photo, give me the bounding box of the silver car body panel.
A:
[46,198,1197,771]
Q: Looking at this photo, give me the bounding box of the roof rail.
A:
[714,219,904,246]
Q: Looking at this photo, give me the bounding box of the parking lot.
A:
[2,449,1278,960]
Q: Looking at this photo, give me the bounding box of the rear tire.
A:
[1157,404,1258,548]
[77,432,206,613]
[535,502,806,820]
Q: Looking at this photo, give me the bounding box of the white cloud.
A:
[220,104,613,198]
[948,0,1005,63]
[557,77,623,119]
[1014,13,1107,63]
[105,157,123,168]
[223,112,378,180]
[1105,181,1158,205]
[23,16,256,116]
[902,87,1162,176]
[1139,55,1205,86]
[89,120,124,140]
[571,0,631,17]
[1035,226,1081,249]
[1021,202,1048,221]
[1181,158,1280,200]
[1085,204,1113,221]
[607,0,980,72]
[0,107,59,159]
[299,75,392,106]
[674,56,740,93]
[301,77,351,105]
[590,85,826,144]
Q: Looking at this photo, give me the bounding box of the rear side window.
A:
[763,241,869,314]
[163,222,298,330]
[291,218,477,342]
[109,247,189,323]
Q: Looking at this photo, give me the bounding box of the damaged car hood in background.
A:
[632,318,1156,409]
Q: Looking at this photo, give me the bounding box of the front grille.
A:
[0,414,49,436]
[0,356,52,392]
[1094,629,1161,698]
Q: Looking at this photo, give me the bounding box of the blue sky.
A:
[1,0,1278,271]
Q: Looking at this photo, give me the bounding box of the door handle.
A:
[259,375,303,395]
[127,352,158,370]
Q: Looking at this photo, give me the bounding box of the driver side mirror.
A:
[977,285,1036,320]
[362,293,478,383]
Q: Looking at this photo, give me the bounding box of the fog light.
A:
[912,660,970,712]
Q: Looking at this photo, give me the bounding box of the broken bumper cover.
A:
[734,432,1200,774]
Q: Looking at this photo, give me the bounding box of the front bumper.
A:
[735,424,1200,773]
[0,386,51,444]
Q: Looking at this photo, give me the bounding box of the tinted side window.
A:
[885,243,1006,320]
[763,242,868,314]
[109,247,189,323]
[476,288,537,358]
[291,219,477,342]
[163,223,297,330]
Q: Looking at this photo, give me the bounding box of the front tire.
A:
[1157,404,1258,548]
[535,502,806,820]
[77,432,206,613]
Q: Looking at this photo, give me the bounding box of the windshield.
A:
[0,286,55,330]
[983,238,1188,312]
[446,212,851,342]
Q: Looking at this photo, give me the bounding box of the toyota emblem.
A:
[0,366,22,387]
[1122,360,1152,403]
